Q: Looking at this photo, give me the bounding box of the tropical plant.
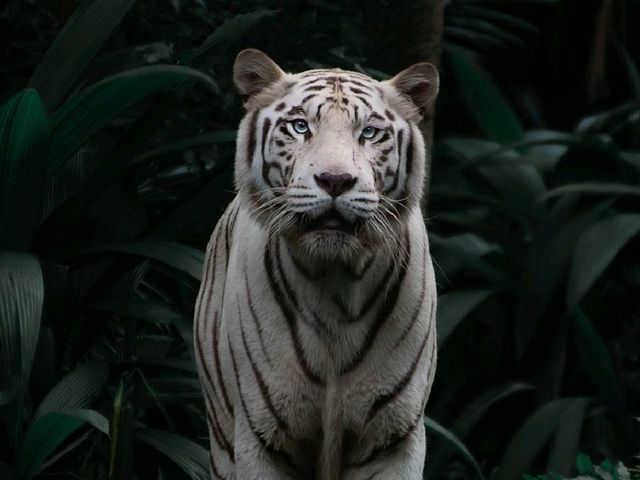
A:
[423,40,640,479]
[524,453,638,480]
[0,1,273,478]
[1,0,639,479]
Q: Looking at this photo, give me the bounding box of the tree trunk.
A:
[365,0,444,207]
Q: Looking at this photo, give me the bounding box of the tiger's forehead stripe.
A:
[264,73,387,128]
[288,106,305,116]
[303,85,326,92]
[297,68,373,80]
[296,71,377,88]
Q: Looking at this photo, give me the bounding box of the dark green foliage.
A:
[0,0,639,479]
[524,453,638,479]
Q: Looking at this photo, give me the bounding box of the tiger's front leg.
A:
[233,413,303,480]
[342,420,426,480]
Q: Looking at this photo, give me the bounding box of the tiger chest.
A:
[221,286,434,463]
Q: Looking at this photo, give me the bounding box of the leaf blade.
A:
[32,361,109,423]
[48,65,217,176]
[436,289,495,347]
[425,383,533,478]
[494,398,577,480]
[28,0,135,111]
[0,90,49,249]
[74,239,204,280]
[136,429,209,480]
[424,417,485,480]
[17,413,85,480]
[573,311,626,412]
[545,398,589,476]
[540,183,640,201]
[446,45,524,144]
[185,10,276,66]
[568,214,640,311]
[0,253,43,405]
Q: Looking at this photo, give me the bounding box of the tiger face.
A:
[233,49,438,262]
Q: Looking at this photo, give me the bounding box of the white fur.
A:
[195,59,438,480]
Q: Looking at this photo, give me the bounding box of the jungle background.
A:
[1,0,640,479]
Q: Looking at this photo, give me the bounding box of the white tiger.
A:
[194,49,439,480]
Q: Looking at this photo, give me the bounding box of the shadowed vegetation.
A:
[0,0,639,479]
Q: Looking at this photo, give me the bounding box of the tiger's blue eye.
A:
[361,126,377,139]
[292,119,309,134]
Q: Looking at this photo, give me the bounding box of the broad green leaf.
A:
[515,200,613,358]
[61,408,110,435]
[430,233,499,258]
[525,144,571,172]
[494,398,579,480]
[568,214,640,311]
[136,429,209,480]
[33,361,109,422]
[576,452,595,475]
[523,130,578,144]
[0,253,43,405]
[24,411,103,475]
[36,430,92,476]
[439,137,502,160]
[436,289,495,347]
[573,311,625,412]
[546,398,589,476]
[477,164,546,217]
[429,233,508,287]
[17,413,85,480]
[48,65,217,175]
[424,417,485,480]
[75,239,204,280]
[446,45,524,143]
[133,131,237,164]
[28,0,135,111]
[439,131,577,176]
[540,183,640,201]
[511,130,576,172]
[574,102,638,135]
[40,148,93,221]
[450,383,534,438]
[441,131,576,163]
[0,90,49,249]
[425,383,533,478]
[185,10,276,66]
[431,188,536,220]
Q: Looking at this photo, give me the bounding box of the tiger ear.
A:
[389,62,439,117]
[233,49,286,97]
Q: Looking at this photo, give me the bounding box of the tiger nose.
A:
[314,172,357,198]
